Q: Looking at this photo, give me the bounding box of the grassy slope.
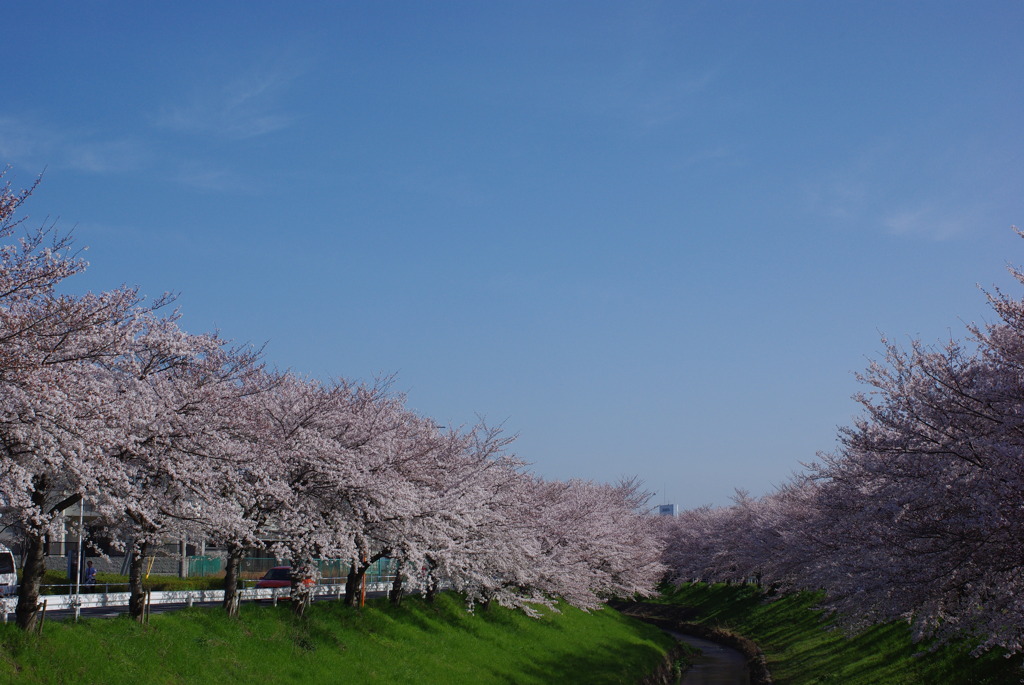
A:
[659,583,1024,685]
[0,593,674,684]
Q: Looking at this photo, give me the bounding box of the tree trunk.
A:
[344,551,389,607]
[290,562,314,617]
[14,530,47,631]
[344,563,364,607]
[388,561,404,606]
[128,541,149,622]
[424,557,437,604]
[222,546,244,617]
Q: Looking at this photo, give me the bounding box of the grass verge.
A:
[658,583,1024,685]
[0,593,674,684]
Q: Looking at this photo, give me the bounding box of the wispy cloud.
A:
[806,176,984,241]
[156,66,301,140]
[677,145,737,171]
[0,115,259,194]
[800,138,1014,242]
[70,219,190,247]
[0,117,147,174]
[394,168,491,208]
[0,117,44,162]
[170,162,252,193]
[802,176,870,223]
[882,205,981,241]
[597,66,719,132]
[61,139,148,174]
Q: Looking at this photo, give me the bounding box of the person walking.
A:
[83,560,97,592]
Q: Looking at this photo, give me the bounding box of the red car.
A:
[255,566,316,589]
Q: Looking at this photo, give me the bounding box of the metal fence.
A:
[187,556,223,577]
[187,556,397,583]
[2,581,395,623]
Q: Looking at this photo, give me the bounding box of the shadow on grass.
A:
[661,583,1024,685]
[372,595,672,685]
[515,641,667,685]
[0,591,674,684]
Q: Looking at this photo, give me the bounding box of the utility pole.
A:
[73,495,84,621]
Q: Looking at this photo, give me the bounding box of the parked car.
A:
[255,566,316,590]
[0,545,16,596]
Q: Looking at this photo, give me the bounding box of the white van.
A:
[0,545,16,596]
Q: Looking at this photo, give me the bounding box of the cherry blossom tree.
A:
[191,367,289,616]
[662,248,1024,655]
[0,289,151,630]
[378,422,525,608]
[0,172,168,629]
[86,315,265,621]
[238,373,404,615]
[803,332,1024,651]
[0,171,670,628]
[0,170,84,309]
[428,472,665,615]
[220,372,367,615]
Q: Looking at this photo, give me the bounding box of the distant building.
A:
[657,504,678,517]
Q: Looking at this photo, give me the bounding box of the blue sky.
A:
[4,2,1022,507]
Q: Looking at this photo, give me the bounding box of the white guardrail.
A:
[0,582,393,622]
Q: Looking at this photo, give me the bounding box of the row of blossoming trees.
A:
[0,174,665,631]
[661,240,1024,656]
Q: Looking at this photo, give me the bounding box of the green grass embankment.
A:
[0,593,675,684]
[658,583,1024,685]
